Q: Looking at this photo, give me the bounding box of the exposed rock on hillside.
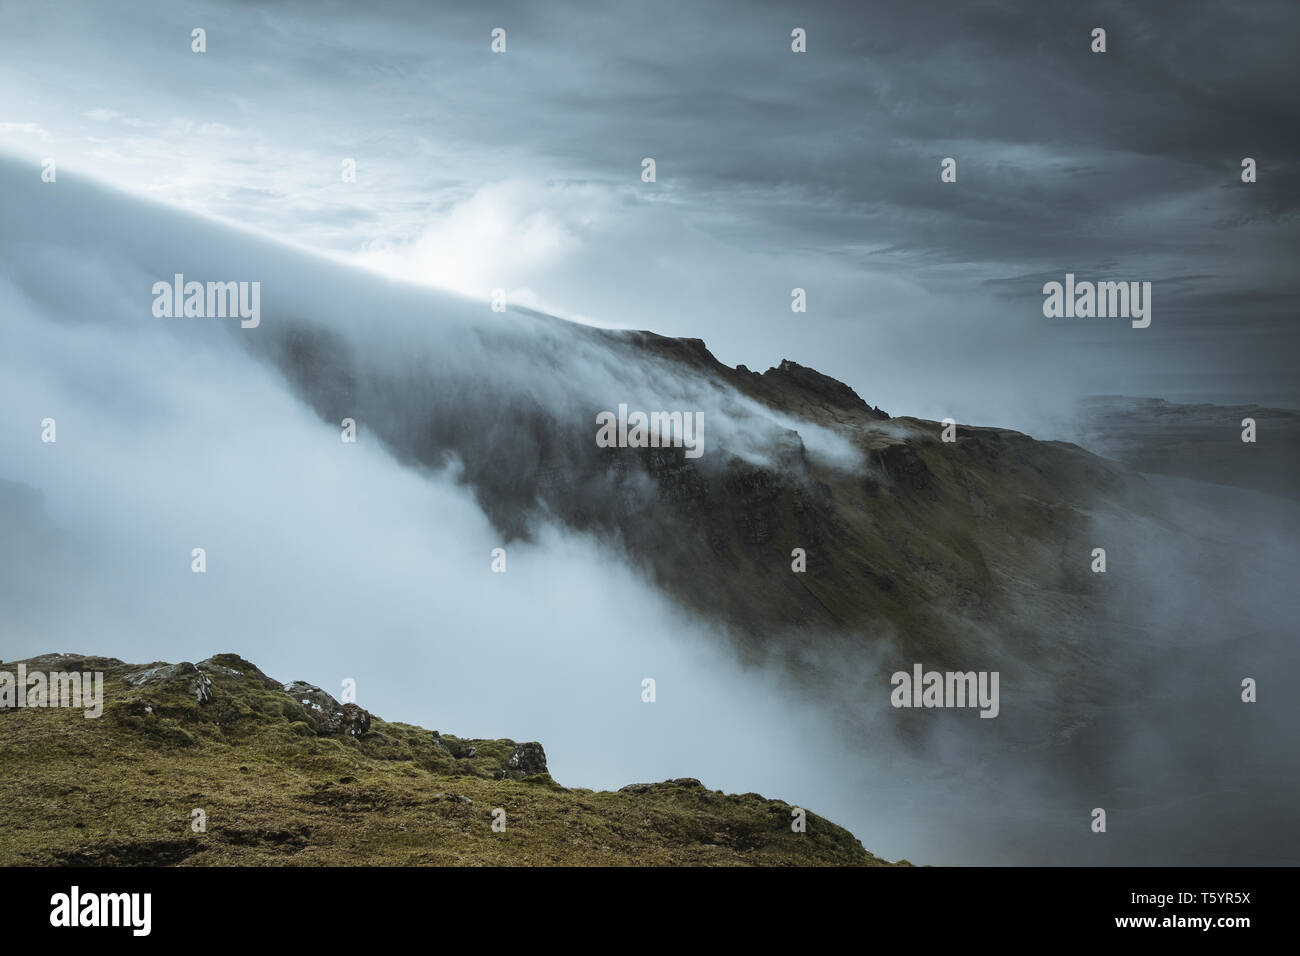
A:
[0,651,899,867]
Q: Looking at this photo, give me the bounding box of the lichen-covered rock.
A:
[9,653,125,672]
[619,778,704,794]
[508,741,547,776]
[124,661,213,705]
[282,680,371,736]
[339,702,370,737]
[197,654,281,690]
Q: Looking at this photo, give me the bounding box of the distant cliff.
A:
[1073,395,1300,500]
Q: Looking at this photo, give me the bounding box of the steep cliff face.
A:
[258,316,1150,694]
[0,652,898,866]
[0,161,1168,750]
[610,332,1145,662]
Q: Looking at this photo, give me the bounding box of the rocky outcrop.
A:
[507,741,548,776]
[3,653,124,672]
[620,777,704,794]
[197,653,282,690]
[282,681,371,737]
[1,650,899,866]
[124,661,214,705]
[759,359,889,419]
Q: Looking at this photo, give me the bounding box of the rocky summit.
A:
[0,652,901,866]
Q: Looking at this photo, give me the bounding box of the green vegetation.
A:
[617,332,1143,675]
[0,652,900,867]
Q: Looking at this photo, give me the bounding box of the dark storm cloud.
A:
[1,4,1297,865]
[0,0,1295,423]
[16,0,1296,253]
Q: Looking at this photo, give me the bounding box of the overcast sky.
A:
[2,1,1296,865]
[2,0,1296,431]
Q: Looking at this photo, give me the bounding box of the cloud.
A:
[0,0,1294,427]
[0,121,51,139]
[354,180,594,308]
[2,1,1298,866]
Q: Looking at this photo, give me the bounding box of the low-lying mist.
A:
[2,157,1296,865]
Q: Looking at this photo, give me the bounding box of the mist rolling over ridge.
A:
[2,156,1297,866]
[2,1,1298,881]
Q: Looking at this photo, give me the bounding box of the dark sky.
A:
[2,0,1296,431]
[1,1,1297,865]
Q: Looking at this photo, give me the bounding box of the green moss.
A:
[0,652,902,867]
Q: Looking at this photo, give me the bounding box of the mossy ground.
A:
[0,653,900,866]
[608,331,1142,680]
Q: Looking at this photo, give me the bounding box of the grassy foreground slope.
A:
[0,652,900,867]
